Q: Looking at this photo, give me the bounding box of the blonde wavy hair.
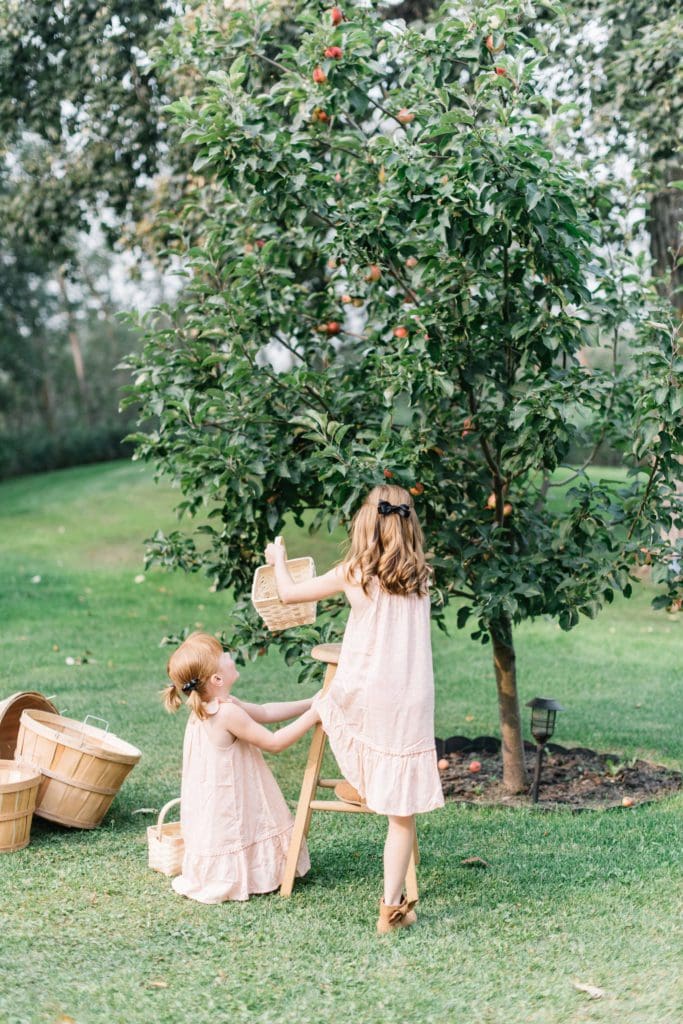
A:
[343,484,431,596]
[163,631,224,721]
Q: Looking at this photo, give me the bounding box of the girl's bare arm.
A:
[222,703,320,754]
[230,696,315,724]
[264,543,346,604]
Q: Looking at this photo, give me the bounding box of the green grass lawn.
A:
[0,461,681,1024]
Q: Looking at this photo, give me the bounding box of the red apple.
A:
[397,108,415,124]
[326,321,341,335]
[486,492,496,510]
[324,46,343,59]
[330,6,344,25]
[365,264,381,282]
[437,758,449,771]
[255,238,266,249]
[313,66,327,84]
[494,66,506,76]
[409,482,425,496]
[461,417,474,438]
[485,34,495,52]
[334,171,342,183]
[468,761,481,773]
[622,796,635,807]
[341,294,352,304]
[393,325,409,339]
[503,502,513,517]
[383,468,394,479]
[312,107,329,123]
[405,255,418,268]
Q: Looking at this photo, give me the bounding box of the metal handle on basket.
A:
[83,715,109,735]
[156,797,181,838]
[70,715,109,750]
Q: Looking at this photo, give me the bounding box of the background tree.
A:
[546,0,683,310]
[125,0,682,792]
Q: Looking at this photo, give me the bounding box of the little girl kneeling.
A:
[164,631,318,903]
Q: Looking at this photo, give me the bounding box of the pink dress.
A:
[172,701,310,903]
[314,580,445,816]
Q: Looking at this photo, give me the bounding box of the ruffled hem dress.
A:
[172,701,309,904]
[314,578,445,817]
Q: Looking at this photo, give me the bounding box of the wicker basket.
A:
[16,710,141,829]
[147,797,183,876]
[0,691,59,760]
[0,759,42,853]
[251,537,317,631]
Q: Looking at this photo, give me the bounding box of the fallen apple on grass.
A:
[468,761,482,774]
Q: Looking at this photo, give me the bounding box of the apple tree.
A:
[125,0,682,792]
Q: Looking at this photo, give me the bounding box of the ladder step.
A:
[317,778,343,789]
[309,799,374,813]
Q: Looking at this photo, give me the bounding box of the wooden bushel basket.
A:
[251,537,317,631]
[15,710,141,829]
[147,797,183,876]
[0,691,59,760]
[0,759,42,853]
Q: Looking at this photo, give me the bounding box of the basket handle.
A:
[156,797,181,838]
[83,715,109,736]
[64,715,109,750]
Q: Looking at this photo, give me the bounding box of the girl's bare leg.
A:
[383,814,416,905]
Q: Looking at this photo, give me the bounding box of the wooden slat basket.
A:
[147,797,184,876]
[15,710,141,829]
[251,537,317,631]
[0,759,42,853]
[0,691,58,760]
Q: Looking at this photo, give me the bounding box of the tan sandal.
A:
[334,780,365,806]
[377,895,418,935]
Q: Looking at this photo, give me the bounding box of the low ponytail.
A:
[163,681,183,714]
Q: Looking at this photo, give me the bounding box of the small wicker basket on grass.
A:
[251,537,317,632]
[147,797,183,876]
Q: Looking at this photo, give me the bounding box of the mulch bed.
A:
[437,737,682,811]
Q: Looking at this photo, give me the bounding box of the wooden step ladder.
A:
[280,642,419,898]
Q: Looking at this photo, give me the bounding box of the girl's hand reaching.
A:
[265,537,287,565]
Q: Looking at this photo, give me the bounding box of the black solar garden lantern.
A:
[525,697,565,803]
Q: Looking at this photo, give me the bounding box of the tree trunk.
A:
[649,163,683,314]
[57,268,92,420]
[490,615,529,793]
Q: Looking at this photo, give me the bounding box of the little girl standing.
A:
[164,631,317,903]
[265,484,444,933]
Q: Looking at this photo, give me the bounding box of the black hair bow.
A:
[182,677,200,694]
[377,500,410,518]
